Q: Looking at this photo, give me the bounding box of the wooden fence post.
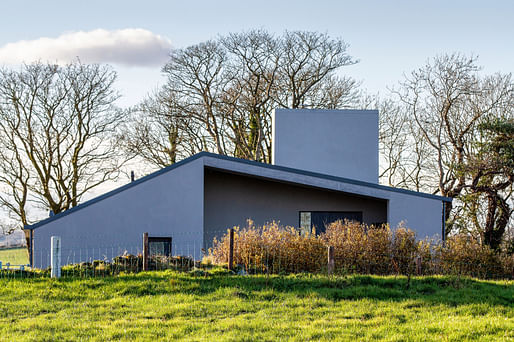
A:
[416,256,422,276]
[169,237,173,258]
[143,232,149,271]
[327,246,335,276]
[228,229,234,270]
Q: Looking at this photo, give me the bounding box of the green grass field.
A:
[0,270,512,341]
[0,247,29,267]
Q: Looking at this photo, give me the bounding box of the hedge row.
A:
[209,221,514,279]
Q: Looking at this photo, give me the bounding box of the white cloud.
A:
[0,28,172,67]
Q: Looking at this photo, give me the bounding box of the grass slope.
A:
[0,271,512,341]
[0,247,29,266]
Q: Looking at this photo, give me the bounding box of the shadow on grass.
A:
[20,270,511,308]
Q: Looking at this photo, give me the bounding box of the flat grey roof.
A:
[25,152,452,230]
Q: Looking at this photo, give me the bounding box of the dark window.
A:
[299,211,362,235]
[148,237,172,257]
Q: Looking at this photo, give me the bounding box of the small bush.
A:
[437,235,505,279]
[391,227,417,275]
[417,237,439,275]
[323,221,392,274]
[57,253,196,277]
[210,221,326,274]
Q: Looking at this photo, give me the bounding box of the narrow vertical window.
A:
[300,211,312,235]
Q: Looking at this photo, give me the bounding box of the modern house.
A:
[24,109,451,268]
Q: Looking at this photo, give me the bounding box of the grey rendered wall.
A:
[203,156,444,241]
[272,109,379,183]
[388,195,443,239]
[32,158,204,269]
[203,169,387,249]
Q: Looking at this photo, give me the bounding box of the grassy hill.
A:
[0,270,512,341]
[0,247,29,267]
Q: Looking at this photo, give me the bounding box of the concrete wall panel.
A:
[32,158,204,268]
[203,169,387,249]
[204,155,445,241]
[272,109,379,183]
[388,194,443,239]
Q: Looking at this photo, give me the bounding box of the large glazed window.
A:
[299,211,363,235]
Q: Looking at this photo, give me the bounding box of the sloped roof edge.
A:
[25,151,452,230]
[24,152,206,230]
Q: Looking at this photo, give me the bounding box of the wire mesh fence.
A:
[210,222,514,280]
[1,223,513,280]
[0,243,200,280]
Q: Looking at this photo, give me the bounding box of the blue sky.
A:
[0,0,513,226]
[1,0,513,106]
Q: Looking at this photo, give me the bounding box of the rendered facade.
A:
[24,109,451,268]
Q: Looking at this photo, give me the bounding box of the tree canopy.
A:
[118,30,360,167]
[0,62,124,227]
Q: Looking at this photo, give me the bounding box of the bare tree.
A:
[0,217,17,235]
[121,30,361,167]
[388,54,514,238]
[459,119,514,249]
[162,40,230,156]
[275,31,358,108]
[117,89,200,168]
[378,99,409,187]
[220,30,281,162]
[0,62,124,227]
[301,74,361,110]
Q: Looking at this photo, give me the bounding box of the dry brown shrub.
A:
[438,234,504,278]
[209,220,513,279]
[391,227,418,275]
[499,253,514,278]
[363,225,393,274]
[210,221,325,273]
[417,238,439,275]
[323,220,393,274]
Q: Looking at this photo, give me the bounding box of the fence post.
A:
[327,246,335,276]
[143,232,149,271]
[170,237,173,258]
[228,229,234,270]
[416,256,422,275]
[51,236,61,278]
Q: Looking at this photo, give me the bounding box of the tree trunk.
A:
[483,195,509,250]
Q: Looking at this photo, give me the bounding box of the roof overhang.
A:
[25,152,452,230]
[202,153,451,203]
